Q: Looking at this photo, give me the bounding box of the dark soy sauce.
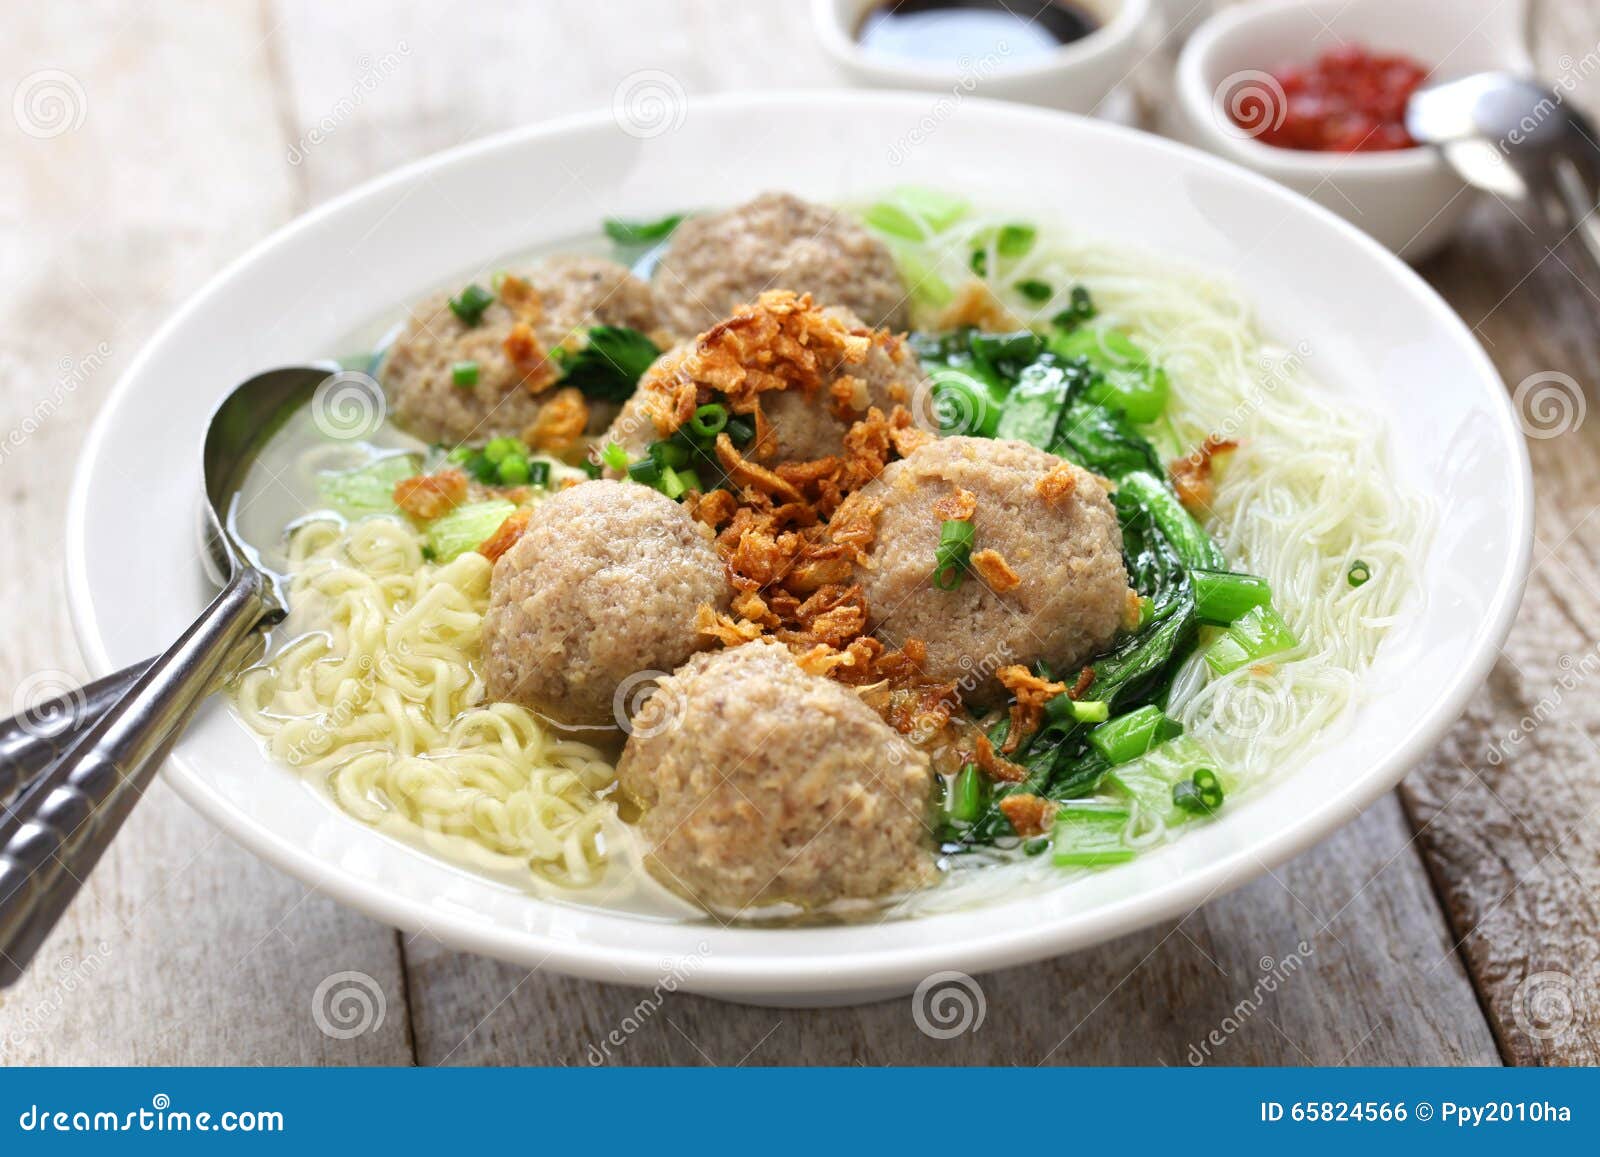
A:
[856,1,1101,65]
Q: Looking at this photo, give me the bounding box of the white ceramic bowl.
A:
[1173,0,1535,261]
[66,92,1531,1006]
[812,0,1153,115]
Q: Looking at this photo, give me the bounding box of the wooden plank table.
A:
[0,0,1592,1066]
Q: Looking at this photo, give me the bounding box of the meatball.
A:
[839,437,1128,704]
[381,257,659,445]
[617,641,936,912]
[598,307,926,473]
[482,480,729,725]
[652,192,910,340]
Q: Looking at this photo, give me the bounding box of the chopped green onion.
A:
[1173,768,1225,815]
[526,461,551,488]
[1051,285,1096,332]
[724,417,756,447]
[1022,836,1051,856]
[1052,803,1134,867]
[688,403,729,439]
[451,360,480,388]
[1045,693,1109,726]
[1191,569,1273,625]
[969,248,988,277]
[602,213,684,245]
[600,442,631,472]
[483,437,521,466]
[446,445,474,464]
[1014,279,1053,302]
[657,465,701,500]
[932,518,975,590]
[675,468,703,494]
[1069,699,1109,724]
[424,500,516,562]
[948,764,984,824]
[1348,559,1372,587]
[496,455,531,486]
[1204,604,1299,675]
[996,223,1036,258]
[1089,706,1183,765]
[628,457,663,485]
[648,439,691,469]
[448,283,496,326]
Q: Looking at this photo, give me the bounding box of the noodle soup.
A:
[228,190,1428,924]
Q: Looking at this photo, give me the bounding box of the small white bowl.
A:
[1173,0,1534,261]
[812,0,1153,115]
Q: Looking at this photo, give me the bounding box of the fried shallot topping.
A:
[1035,461,1079,504]
[999,793,1057,837]
[496,274,543,318]
[631,290,875,456]
[1068,666,1096,700]
[936,281,1021,333]
[522,386,589,455]
[476,509,532,564]
[393,469,468,521]
[1170,434,1239,516]
[969,732,1028,783]
[502,321,558,393]
[933,486,977,522]
[996,665,1068,754]
[971,548,1022,593]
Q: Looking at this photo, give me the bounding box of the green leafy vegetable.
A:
[863,188,970,239]
[316,454,421,518]
[1191,568,1273,625]
[1050,285,1096,332]
[1089,706,1183,764]
[1052,803,1134,866]
[554,326,661,402]
[1204,604,1299,675]
[1050,327,1169,423]
[996,223,1036,258]
[425,500,516,562]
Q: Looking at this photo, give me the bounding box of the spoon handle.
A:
[0,661,153,812]
[0,569,269,988]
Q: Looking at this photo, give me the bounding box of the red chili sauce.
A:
[1236,45,1429,152]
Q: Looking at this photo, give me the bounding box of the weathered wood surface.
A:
[0,0,1591,1066]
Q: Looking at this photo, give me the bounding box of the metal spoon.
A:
[0,365,342,987]
[1407,71,1600,274]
